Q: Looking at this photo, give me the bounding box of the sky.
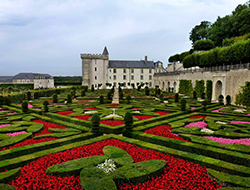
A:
[0,0,247,76]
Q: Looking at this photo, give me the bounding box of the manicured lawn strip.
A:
[31,113,90,132]
[126,131,250,174]
[180,134,250,154]
[1,105,22,114]
[44,112,92,128]
[33,132,81,139]
[0,133,32,148]
[0,168,21,183]
[207,168,250,188]
[0,133,96,161]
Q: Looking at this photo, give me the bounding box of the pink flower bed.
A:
[0,124,11,128]
[18,104,33,108]
[7,112,16,115]
[205,136,250,145]
[231,121,250,124]
[212,106,229,112]
[6,131,27,137]
[185,121,207,129]
[0,110,8,112]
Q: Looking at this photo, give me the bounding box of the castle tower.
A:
[80,47,109,89]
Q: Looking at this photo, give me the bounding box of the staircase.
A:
[112,88,119,104]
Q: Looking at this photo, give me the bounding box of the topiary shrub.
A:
[193,91,197,99]
[99,95,104,104]
[34,92,39,99]
[91,84,94,92]
[159,93,164,102]
[81,90,85,97]
[52,93,58,103]
[126,95,131,104]
[145,87,149,96]
[180,98,186,111]
[123,112,134,134]
[219,94,224,104]
[27,91,31,101]
[91,113,101,134]
[107,91,112,101]
[70,90,76,99]
[43,100,49,112]
[119,92,124,100]
[201,92,205,99]
[157,88,161,95]
[6,95,11,106]
[171,87,174,93]
[22,100,28,113]
[168,87,171,92]
[226,95,231,105]
[202,99,207,111]
[67,94,72,104]
[175,93,179,102]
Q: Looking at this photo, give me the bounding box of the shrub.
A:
[6,95,11,105]
[202,100,207,111]
[107,91,112,101]
[159,93,164,102]
[22,100,28,113]
[157,88,161,95]
[67,94,72,104]
[43,100,49,112]
[193,39,215,51]
[131,83,135,89]
[226,95,231,105]
[145,87,149,96]
[235,81,250,107]
[81,90,85,97]
[0,96,4,105]
[91,113,101,134]
[206,80,212,101]
[119,92,124,100]
[27,91,31,101]
[52,93,58,103]
[179,80,193,96]
[123,112,134,134]
[219,94,224,104]
[126,95,131,104]
[99,95,104,104]
[34,92,39,99]
[180,98,186,111]
[91,84,94,92]
[175,93,179,102]
[201,92,205,99]
[70,90,75,99]
[193,91,197,99]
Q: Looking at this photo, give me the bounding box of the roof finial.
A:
[102,46,109,55]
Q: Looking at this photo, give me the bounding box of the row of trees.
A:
[183,39,250,68]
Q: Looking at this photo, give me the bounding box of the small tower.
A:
[80,47,109,89]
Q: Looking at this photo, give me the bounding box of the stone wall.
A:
[154,68,250,104]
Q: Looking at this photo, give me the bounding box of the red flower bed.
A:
[168,95,175,98]
[100,120,125,126]
[125,92,131,94]
[163,92,168,94]
[155,111,171,116]
[133,115,154,120]
[9,139,221,190]
[105,104,123,107]
[74,115,92,121]
[144,125,190,142]
[85,107,98,110]
[0,120,67,151]
[41,99,53,103]
[132,107,142,110]
[189,115,206,120]
[56,110,74,116]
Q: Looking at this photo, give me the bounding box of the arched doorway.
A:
[173,82,177,92]
[215,80,222,100]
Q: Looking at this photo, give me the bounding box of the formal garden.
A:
[0,85,250,190]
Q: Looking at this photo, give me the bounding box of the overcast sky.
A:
[0,0,247,76]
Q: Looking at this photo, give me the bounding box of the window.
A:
[95,76,97,80]
[27,80,29,83]
[149,69,152,73]
[113,82,116,87]
[113,69,116,73]
[123,69,126,73]
[22,80,25,83]
[149,82,152,87]
[140,75,143,80]
[131,75,134,80]
[149,75,152,80]
[123,75,126,80]
[95,84,97,87]
[141,69,143,73]
[131,69,134,73]
[95,67,97,71]
[113,75,116,80]
[109,76,111,79]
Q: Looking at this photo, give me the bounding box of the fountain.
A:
[103,108,123,119]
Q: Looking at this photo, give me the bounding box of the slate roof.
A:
[109,60,155,68]
[102,46,109,55]
[0,76,13,82]
[13,73,52,79]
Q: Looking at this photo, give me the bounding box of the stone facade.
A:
[154,64,250,104]
[81,47,163,89]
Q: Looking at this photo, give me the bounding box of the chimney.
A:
[145,55,147,63]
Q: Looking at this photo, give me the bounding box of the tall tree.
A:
[189,21,211,44]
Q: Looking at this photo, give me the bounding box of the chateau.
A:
[80,47,164,89]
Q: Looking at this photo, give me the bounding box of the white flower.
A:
[132,111,140,113]
[97,159,117,174]
[215,121,227,125]
[234,109,246,113]
[200,128,214,133]
[84,111,98,114]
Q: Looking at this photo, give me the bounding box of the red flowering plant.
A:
[105,104,123,107]
[132,107,142,110]
[100,120,125,126]
[56,110,74,116]
[0,120,67,151]
[85,107,98,110]
[189,115,206,120]
[155,111,171,116]
[74,115,92,121]
[133,115,154,120]
[8,138,221,190]
[125,92,131,94]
